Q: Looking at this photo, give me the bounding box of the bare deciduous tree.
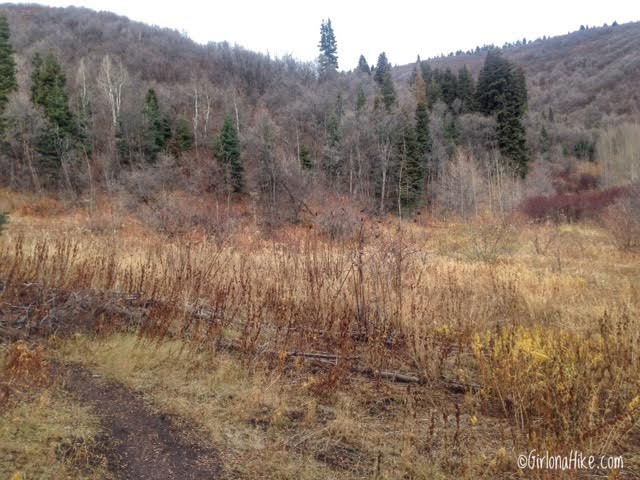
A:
[597,123,640,187]
[97,55,128,130]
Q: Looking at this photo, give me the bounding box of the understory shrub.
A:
[521,186,628,222]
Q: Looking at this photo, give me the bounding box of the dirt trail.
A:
[61,364,221,480]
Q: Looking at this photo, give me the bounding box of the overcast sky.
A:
[31,0,639,69]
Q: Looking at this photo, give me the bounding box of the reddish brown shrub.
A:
[521,186,628,222]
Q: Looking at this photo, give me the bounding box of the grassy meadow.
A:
[0,190,639,479]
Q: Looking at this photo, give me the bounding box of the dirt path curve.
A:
[61,363,221,480]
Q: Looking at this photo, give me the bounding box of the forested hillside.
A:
[0,4,638,228]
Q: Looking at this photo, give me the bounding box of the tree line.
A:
[0,10,531,221]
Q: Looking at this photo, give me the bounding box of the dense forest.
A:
[0,4,638,230]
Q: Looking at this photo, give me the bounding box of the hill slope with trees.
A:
[0,4,638,226]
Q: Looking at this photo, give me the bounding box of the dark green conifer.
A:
[457,66,476,113]
[356,84,366,115]
[322,94,342,175]
[356,55,370,75]
[373,52,390,86]
[30,52,78,184]
[381,75,396,111]
[0,14,17,129]
[216,116,243,192]
[440,68,458,107]
[174,118,194,154]
[300,144,313,170]
[31,53,76,137]
[143,88,171,161]
[318,19,338,79]
[476,50,529,175]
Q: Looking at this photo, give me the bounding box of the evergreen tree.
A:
[397,117,419,212]
[322,94,342,175]
[30,52,78,184]
[216,116,243,192]
[399,59,434,212]
[31,53,76,137]
[414,61,433,186]
[512,66,528,115]
[475,50,529,175]
[496,103,528,176]
[300,144,313,170]
[115,118,130,165]
[415,102,433,180]
[380,74,396,111]
[143,88,171,162]
[476,50,509,115]
[373,52,391,86]
[0,211,7,235]
[173,118,194,154]
[440,68,458,107]
[420,62,433,86]
[75,97,91,154]
[444,114,460,156]
[356,84,366,115]
[318,19,338,79]
[0,14,17,129]
[426,78,442,107]
[356,54,370,75]
[540,124,551,159]
[372,52,396,111]
[456,66,476,113]
[413,58,432,183]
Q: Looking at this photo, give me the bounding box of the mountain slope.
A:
[0,3,638,221]
[394,21,640,127]
[4,3,640,127]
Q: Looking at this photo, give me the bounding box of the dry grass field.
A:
[1,189,639,479]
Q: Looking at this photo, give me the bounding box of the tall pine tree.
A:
[475,50,514,116]
[373,53,396,111]
[396,116,418,213]
[31,53,76,138]
[322,93,343,177]
[373,52,391,86]
[402,59,433,210]
[356,54,370,75]
[381,75,397,111]
[30,52,78,184]
[456,66,476,113]
[318,19,338,80]
[476,50,529,176]
[356,84,366,115]
[143,88,171,162]
[216,116,243,193]
[0,14,17,130]
[440,68,458,107]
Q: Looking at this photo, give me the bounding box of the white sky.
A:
[30,0,639,69]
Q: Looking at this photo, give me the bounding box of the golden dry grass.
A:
[0,341,106,480]
[1,194,639,478]
[56,333,468,479]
